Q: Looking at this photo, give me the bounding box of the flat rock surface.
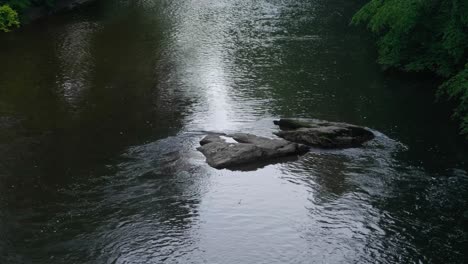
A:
[273,118,374,148]
[197,133,309,169]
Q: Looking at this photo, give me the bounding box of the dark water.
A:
[0,0,467,263]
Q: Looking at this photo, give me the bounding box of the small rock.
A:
[199,134,226,145]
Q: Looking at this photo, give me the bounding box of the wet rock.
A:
[197,133,309,169]
[199,134,226,145]
[273,118,374,148]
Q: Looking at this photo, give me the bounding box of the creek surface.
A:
[0,0,467,263]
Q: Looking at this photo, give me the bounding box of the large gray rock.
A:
[197,133,309,169]
[273,118,374,148]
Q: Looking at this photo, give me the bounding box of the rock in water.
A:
[197,133,309,169]
[273,118,374,148]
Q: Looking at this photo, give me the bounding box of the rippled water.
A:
[0,0,467,263]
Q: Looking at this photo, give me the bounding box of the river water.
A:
[0,0,467,263]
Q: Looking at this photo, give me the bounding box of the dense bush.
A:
[0,0,56,31]
[352,0,468,136]
[0,4,19,32]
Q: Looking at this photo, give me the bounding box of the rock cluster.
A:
[197,119,375,169]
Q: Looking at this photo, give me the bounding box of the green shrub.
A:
[0,0,57,31]
[352,0,468,136]
[0,4,19,32]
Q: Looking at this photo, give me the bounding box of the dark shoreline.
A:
[22,0,97,23]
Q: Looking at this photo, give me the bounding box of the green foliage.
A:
[0,0,56,31]
[0,4,19,32]
[353,0,468,136]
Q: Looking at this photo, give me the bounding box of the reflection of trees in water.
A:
[56,21,97,107]
[0,3,203,263]
[221,0,377,121]
[295,152,352,198]
[0,0,195,182]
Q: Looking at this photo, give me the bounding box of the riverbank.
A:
[23,0,96,23]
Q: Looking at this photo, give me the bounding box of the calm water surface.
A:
[0,0,467,263]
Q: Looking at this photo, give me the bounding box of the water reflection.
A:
[7,135,209,263]
[0,1,199,262]
[56,21,97,106]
